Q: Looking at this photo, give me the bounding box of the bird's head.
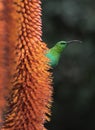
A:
[56,41,67,49]
[55,40,82,52]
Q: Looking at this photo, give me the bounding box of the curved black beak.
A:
[66,40,82,44]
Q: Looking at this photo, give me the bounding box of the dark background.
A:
[42,0,95,130]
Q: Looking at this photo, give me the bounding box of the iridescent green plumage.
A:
[46,40,82,67]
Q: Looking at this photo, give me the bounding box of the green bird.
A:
[46,40,82,67]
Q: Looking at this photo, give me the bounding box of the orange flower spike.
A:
[1,0,52,130]
[0,1,5,122]
[0,1,11,123]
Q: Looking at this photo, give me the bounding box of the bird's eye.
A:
[60,42,66,45]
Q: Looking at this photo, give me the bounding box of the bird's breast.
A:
[46,53,60,67]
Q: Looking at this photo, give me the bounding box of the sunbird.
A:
[46,40,82,67]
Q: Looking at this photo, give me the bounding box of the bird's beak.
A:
[66,40,82,44]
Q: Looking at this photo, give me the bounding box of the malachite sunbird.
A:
[46,40,82,67]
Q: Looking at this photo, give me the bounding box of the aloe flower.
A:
[0,0,52,130]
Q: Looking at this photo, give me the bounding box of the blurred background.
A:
[42,0,95,130]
